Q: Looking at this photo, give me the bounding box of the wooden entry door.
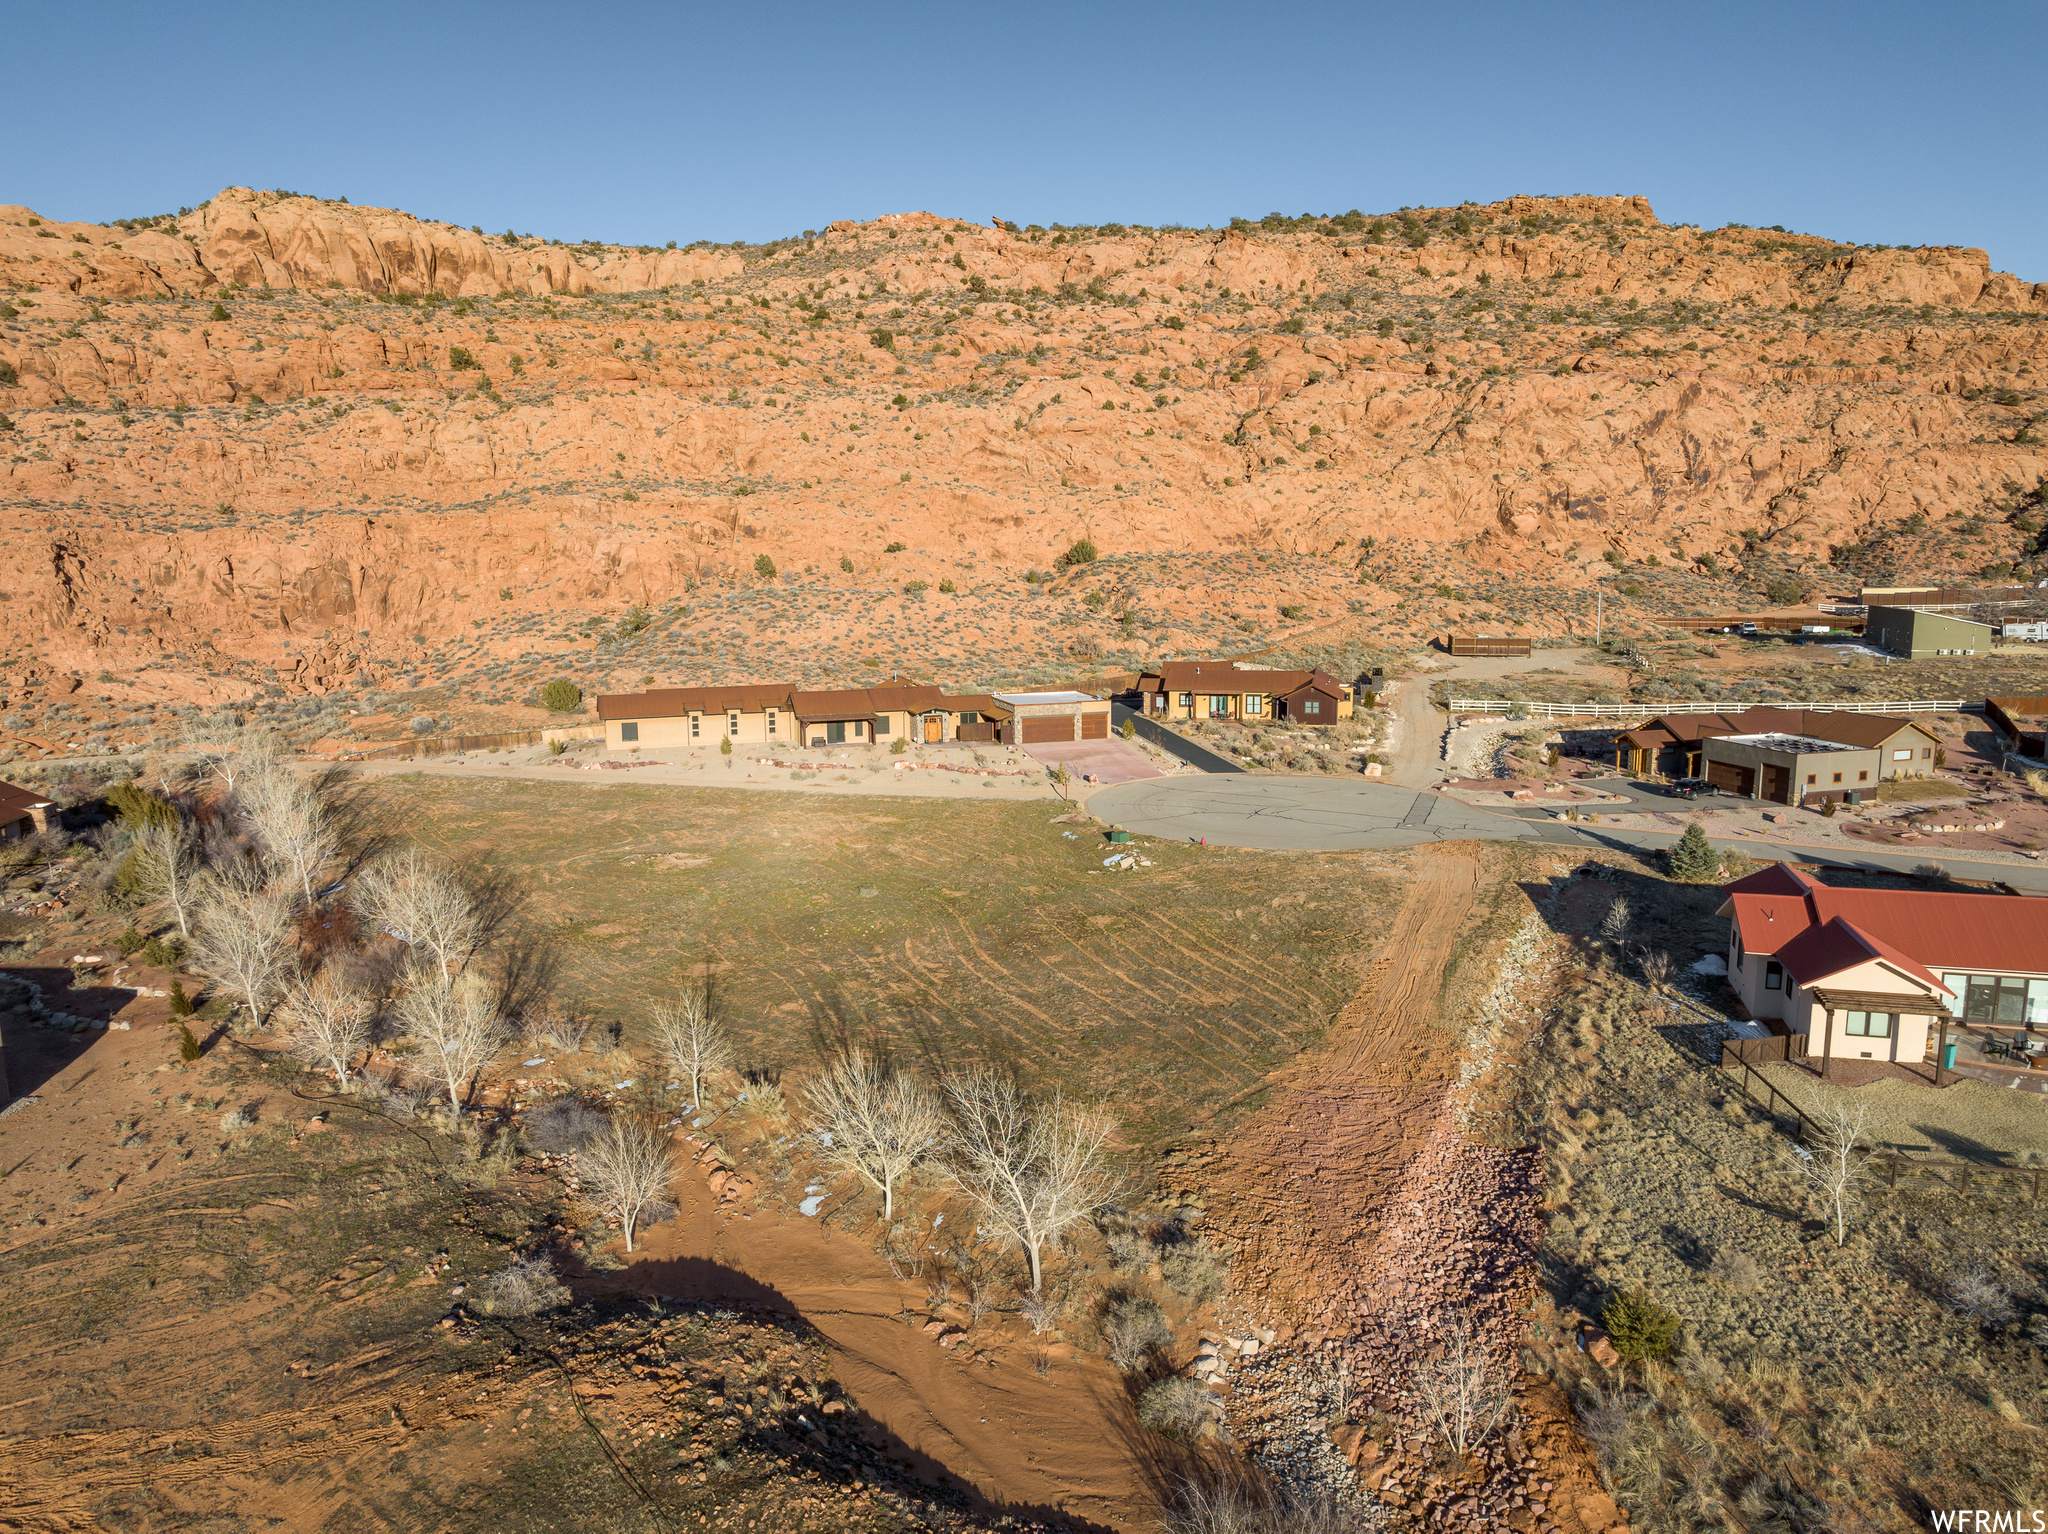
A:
[1763,764,1791,804]
[923,716,942,743]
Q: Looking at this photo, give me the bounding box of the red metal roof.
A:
[1719,864,2048,978]
[1772,915,1949,994]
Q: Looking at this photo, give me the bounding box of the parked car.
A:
[1652,779,1704,800]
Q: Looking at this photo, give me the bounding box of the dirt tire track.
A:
[1176,855,1479,1319]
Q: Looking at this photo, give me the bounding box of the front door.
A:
[825,721,846,745]
[1764,764,1790,803]
[924,716,942,743]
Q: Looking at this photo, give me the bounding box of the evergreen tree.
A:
[1668,821,1720,882]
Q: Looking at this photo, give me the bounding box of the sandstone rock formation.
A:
[0,189,2043,747]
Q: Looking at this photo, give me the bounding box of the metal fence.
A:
[1447,698,1974,720]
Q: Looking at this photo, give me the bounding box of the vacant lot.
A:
[366,776,1409,1152]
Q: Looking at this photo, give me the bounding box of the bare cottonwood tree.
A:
[804,1048,943,1220]
[580,1113,674,1253]
[192,883,294,1028]
[944,1070,1119,1293]
[182,723,282,796]
[129,816,204,937]
[241,765,338,907]
[1786,1096,1873,1246]
[398,977,507,1108]
[1413,1312,1513,1454]
[279,968,375,1084]
[355,847,481,987]
[652,987,731,1108]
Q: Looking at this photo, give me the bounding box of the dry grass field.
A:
[366,775,1407,1153]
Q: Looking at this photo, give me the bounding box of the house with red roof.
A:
[1716,864,2048,1076]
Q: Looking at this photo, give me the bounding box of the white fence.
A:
[1447,698,1974,721]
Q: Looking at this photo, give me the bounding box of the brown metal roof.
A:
[596,684,793,721]
[0,781,53,821]
[937,694,1012,716]
[863,684,947,712]
[1150,661,1317,692]
[791,689,880,720]
[1615,709,1933,752]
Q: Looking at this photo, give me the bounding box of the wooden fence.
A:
[1449,698,1974,720]
[1720,1048,2041,1202]
[349,728,551,762]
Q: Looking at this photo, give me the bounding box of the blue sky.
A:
[11,0,2046,279]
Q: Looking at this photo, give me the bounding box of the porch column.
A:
[1820,1007,1833,1080]
[1936,1011,1950,1087]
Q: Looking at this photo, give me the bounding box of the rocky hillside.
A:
[0,187,2043,739]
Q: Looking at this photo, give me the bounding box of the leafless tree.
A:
[579,1112,674,1253]
[803,1048,942,1220]
[398,977,508,1108]
[241,765,338,907]
[129,816,205,937]
[182,722,283,795]
[1785,1097,1873,1246]
[943,1069,1120,1293]
[1413,1311,1513,1454]
[192,882,294,1028]
[354,847,481,987]
[651,987,732,1107]
[278,968,375,1084]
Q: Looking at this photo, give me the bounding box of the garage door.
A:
[1707,761,1752,797]
[1079,711,1108,740]
[1020,715,1075,743]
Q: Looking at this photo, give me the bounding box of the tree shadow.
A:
[572,1258,1120,1533]
[1912,1125,2018,1166]
[0,967,136,1098]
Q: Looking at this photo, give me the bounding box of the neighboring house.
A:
[1700,732,1879,805]
[1613,708,1937,782]
[995,691,1112,743]
[1718,863,2048,1075]
[1129,661,1355,724]
[0,781,54,842]
[595,684,797,749]
[1865,605,1995,659]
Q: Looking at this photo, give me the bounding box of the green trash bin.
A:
[1108,829,1132,845]
[1942,1042,1958,1070]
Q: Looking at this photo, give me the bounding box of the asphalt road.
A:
[1085,776,2048,892]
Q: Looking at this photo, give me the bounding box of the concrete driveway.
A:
[1021,737,1164,786]
[1086,774,2048,891]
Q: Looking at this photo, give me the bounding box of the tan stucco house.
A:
[1130,661,1355,725]
[1719,863,2048,1076]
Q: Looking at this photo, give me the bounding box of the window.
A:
[1831,772,1843,785]
[2029,979,2048,1026]
[620,721,639,742]
[1764,961,1783,991]
[1922,747,1932,759]
[1304,700,1321,715]
[825,721,846,745]
[767,708,778,736]
[1857,770,1868,782]
[1208,695,1229,718]
[1177,692,1193,709]
[1843,1010,1893,1038]
[1892,748,1912,761]
[690,713,701,739]
[1942,973,1967,1018]
[1806,773,1817,786]
[1244,694,1262,715]
[959,712,976,728]
[1733,932,1745,972]
[727,711,740,736]
[875,714,890,735]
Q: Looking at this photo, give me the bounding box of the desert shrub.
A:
[477,1254,569,1317]
[448,346,479,370]
[525,1098,608,1154]
[1667,822,1720,881]
[889,736,907,755]
[839,555,854,572]
[1136,1376,1213,1440]
[105,780,178,829]
[116,926,146,955]
[754,554,777,578]
[1105,1223,1156,1271]
[1101,1294,1172,1370]
[539,678,582,713]
[1161,1240,1228,1302]
[177,1022,202,1061]
[220,1104,256,1134]
[1819,798,1838,818]
[410,715,436,734]
[1603,1289,1681,1361]
[209,301,230,321]
[1019,1291,1059,1335]
[141,935,180,967]
[1160,1481,1348,1534]
[169,980,194,1016]
[1707,1244,1761,1291]
[1059,537,1099,568]
[1948,1265,2015,1327]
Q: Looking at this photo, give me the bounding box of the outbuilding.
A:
[1865,605,1996,659]
[0,782,54,843]
[1700,732,1880,805]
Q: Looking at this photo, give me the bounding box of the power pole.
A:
[1596,590,1603,646]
